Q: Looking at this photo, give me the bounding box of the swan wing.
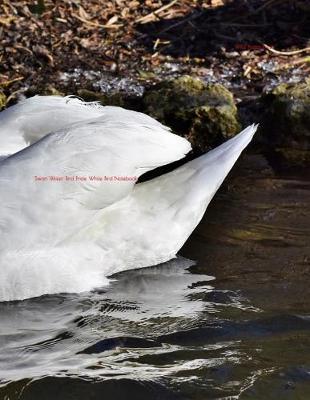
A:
[0,95,105,155]
[0,109,191,249]
[0,95,188,156]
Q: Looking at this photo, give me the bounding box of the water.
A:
[0,154,309,399]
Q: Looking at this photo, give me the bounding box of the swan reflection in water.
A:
[0,256,255,384]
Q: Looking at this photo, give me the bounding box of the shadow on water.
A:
[0,154,310,399]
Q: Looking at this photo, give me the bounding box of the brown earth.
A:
[0,0,309,105]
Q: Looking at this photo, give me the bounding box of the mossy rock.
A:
[143,76,240,151]
[261,79,310,167]
[0,91,7,109]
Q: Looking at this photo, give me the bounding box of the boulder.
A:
[143,75,240,151]
[261,79,310,167]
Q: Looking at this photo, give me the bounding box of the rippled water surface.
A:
[0,155,309,399]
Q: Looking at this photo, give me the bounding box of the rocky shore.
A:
[3,74,310,169]
[1,1,309,169]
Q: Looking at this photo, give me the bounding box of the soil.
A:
[1,0,309,105]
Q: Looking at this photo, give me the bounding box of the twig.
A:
[279,57,310,71]
[136,0,178,24]
[263,43,310,56]
[0,76,24,87]
[292,56,310,65]
[157,10,204,36]
[243,66,252,78]
[6,90,22,104]
[136,10,203,41]
[14,45,33,55]
[72,13,122,29]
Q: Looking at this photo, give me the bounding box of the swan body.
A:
[0,96,257,301]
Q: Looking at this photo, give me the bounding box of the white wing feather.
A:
[0,101,191,251]
[0,95,185,155]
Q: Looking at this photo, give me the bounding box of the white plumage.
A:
[0,96,257,301]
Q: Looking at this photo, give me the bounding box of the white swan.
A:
[0,96,257,301]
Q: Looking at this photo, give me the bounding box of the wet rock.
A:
[261,79,310,167]
[143,75,240,151]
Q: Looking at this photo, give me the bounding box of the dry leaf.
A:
[78,6,90,20]
[106,15,118,26]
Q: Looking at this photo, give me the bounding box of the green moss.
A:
[143,75,240,151]
[0,91,7,109]
[267,80,310,139]
[189,104,240,150]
